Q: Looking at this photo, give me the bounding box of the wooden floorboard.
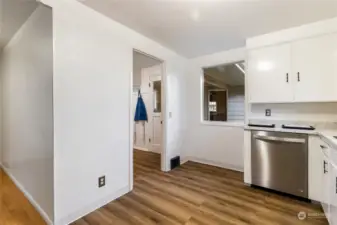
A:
[0,168,46,225]
[73,149,328,225]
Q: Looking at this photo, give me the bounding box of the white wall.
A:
[40,0,187,224]
[0,5,53,222]
[249,102,337,123]
[184,48,246,171]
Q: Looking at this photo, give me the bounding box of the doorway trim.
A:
[129,49,167,190]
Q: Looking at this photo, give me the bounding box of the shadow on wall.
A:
[0,3,54,223]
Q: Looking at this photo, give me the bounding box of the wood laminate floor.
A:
[73,150,328,225]
[0,169,46,225]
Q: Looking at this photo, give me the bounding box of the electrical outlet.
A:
[265,109,271,117]
[98,176,105,188]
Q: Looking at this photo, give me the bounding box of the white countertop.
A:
[244,125,318,134]
[244,125,337,149]
[318,130,337,149]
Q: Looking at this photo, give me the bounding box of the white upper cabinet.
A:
[248,32,337,103]
[292,33,337,102]
[248,44,293,103]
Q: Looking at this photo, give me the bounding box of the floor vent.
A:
[170,156,180,170]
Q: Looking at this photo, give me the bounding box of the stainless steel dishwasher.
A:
[251,131,308,198]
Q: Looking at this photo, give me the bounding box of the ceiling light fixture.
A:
[235,63,245,74]
[190,9,200,21]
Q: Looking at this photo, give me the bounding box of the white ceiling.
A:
[0,0,38,50]
[81,0,337,58]
[204,62,245,88]
[133,51,162,71]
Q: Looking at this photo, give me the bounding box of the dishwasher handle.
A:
[253,134,306,144]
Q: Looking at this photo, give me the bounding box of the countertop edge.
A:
[244,126,318,135]
[244,126,337,150]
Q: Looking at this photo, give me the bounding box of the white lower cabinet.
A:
[322,151,331,224]
[308,136,324,202]
[329,144,337,225]
[330,164,337,225]
[309,136,337,224]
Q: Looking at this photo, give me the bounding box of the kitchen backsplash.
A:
[248,102,337,123]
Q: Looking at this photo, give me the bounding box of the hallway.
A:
[0,169,46,225]
[73,150,327,225]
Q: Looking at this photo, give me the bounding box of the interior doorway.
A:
[132,50,164,173]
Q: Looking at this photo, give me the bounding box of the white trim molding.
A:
[0,164,53,225]
[54,186,129,225]
[183,157,244,172]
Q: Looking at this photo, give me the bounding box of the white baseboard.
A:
[0,164,53,225]
[55,185,130,225]
[183,156,244,172]
[133,146,148,151]
[134,146,160,154]
[180,157,189,165]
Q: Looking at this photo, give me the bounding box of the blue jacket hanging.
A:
[134,90,148,122]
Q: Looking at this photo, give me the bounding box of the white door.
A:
[248,43,293,103]
[142,65,162,153]
[292,33,337,102]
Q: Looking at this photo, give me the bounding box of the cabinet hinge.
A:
[149,138,151,143]
[149,83,151,88]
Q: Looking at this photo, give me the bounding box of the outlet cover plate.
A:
[98,176,105,188]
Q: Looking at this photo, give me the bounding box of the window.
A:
[209,101,217,112]
[203,61,245,122]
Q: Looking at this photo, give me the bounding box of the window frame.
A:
[201,60,245,127]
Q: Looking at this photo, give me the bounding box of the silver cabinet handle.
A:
[286,73,289,83]
[297,72,300,82]
[253,135,306,143]
[324,160,328,174]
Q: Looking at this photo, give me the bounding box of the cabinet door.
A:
[330,164,337,225]
[308,137,324,202]
[292,33,337,102]
[330,148,337,225]
[322,150,331,223]
[248,44,293,103]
